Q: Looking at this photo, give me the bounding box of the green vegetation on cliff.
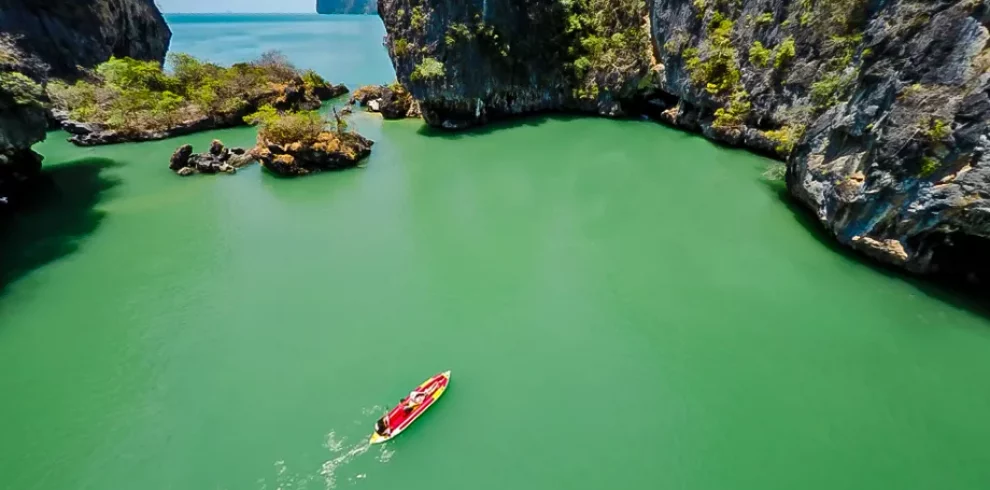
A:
[411,57,446,81]
[748,41,770,68]
[773,37,795,70]
[0,34,45,107]
[712,90,751,129]
[810,71,858,108]
[0,72,43,106]
[919,156,941,178]
[563,0,651,99]
[678,0,872,156]
[47,51,340,135]
[763,125,805,155]
[793,0,868,36]
[682,7,753,131]
[923,117,951,142]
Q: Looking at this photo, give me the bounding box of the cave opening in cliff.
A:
[623,90,679,121]
[923,232,990,294]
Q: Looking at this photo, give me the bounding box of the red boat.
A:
[370,371,451,444]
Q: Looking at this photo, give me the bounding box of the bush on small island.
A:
[244,105,373,176]
[47,51,348,145]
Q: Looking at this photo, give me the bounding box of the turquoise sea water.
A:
[167,14,396,87]
[1,14,989,490]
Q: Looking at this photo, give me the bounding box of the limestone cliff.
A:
[0,35,47,209]
[0,0,171,79]
[317,0,378,15]
[0,0,171,209]
[380,0,990,282]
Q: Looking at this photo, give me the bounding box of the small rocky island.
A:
[169,140,256,176]
[48,51,348,146]
[167,107,375,178]
[248,106,373,176]
[348,83,421,119]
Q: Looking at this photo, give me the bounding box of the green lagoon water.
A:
[2,14,990,490]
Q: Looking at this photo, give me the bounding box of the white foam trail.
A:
[360,405,384,416]
[272,460,319,490]
[376,444,395,464]
[320,433,372,489]
[262,406,394,490]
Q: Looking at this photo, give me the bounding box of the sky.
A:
[156,0,315,13]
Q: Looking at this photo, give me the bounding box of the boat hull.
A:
[370,371,450,444]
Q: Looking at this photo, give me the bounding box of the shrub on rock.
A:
[245,106,373,176]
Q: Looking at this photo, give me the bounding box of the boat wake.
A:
[261,406,395,490]
[319,431,371,488]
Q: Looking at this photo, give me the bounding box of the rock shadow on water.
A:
[0,157,119,297]
[765,183,990,322]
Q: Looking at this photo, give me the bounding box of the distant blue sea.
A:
[164,14,395,87]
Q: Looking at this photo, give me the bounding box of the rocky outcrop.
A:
[255,132,374,177]
[0,35,50,210]
[67,112,250,147]
[0,0,171,80]
[311,82,350,101]
[169,140,256,176]
[380,0,990,282]
[62,78,348,146]
[380,0,607,129]
[349,84,421,119]
[317,0,377,15]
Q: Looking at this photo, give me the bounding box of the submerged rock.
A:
[169,140,255,176]
[379,0,990,281]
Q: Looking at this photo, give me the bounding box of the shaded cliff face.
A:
[381,0,990,282]
[0,0,171,79]
[652,0,990,281]
[0,0,171,209]
[317,0,378,14]
[1,34,51,209]
[379,0,653,128]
